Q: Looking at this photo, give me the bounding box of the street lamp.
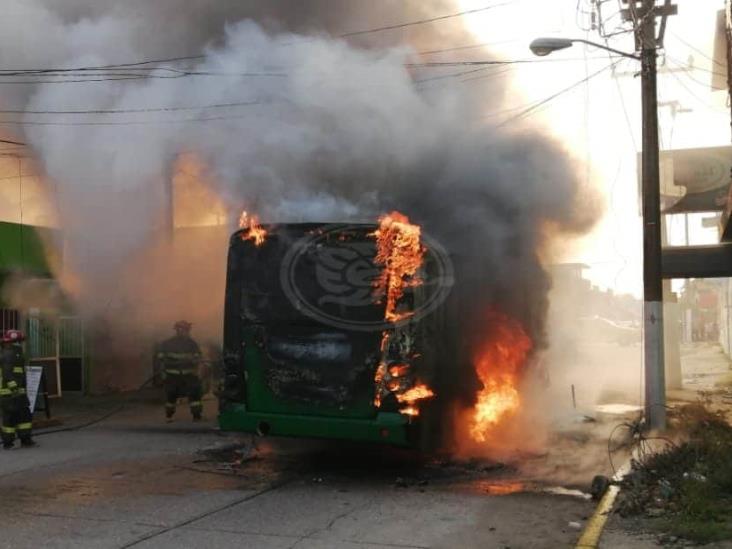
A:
[530,33,666,431]
[529,37,639,60]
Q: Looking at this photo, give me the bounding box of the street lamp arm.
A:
[529,37,639,60]
[572,38,640,60]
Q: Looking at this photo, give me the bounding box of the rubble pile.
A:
[615,404,732,542]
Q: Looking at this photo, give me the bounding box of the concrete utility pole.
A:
[624,0,676,430]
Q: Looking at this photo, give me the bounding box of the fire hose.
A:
[35,360,221,437]
[34,373,157,437]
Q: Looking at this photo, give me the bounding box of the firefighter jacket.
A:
[156,335,202,376]
[0,344,27,398]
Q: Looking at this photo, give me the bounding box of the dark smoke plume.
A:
[0,1,598,420]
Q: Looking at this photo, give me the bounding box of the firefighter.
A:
[0,330,34,449]
[156,321,203,421]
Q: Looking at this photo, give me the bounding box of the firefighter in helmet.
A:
[156,321,203,421]
[0,330,34,449]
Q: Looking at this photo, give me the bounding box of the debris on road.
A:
[615,404,732,543]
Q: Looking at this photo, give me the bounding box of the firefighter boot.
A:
[2,430,14,450]
[191,401,203,421]
[20,436,35,448]
[165,402,176,422]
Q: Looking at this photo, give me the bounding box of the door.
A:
[59,316,84,392]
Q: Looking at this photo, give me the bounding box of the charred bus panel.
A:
[218,223,449,447]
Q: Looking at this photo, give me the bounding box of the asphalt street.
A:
[0,400,598,549]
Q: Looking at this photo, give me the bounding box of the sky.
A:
[458,0,730,297]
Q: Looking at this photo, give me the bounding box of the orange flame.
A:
[396,383,435,403]
[470,311,532,443]
[239,210,267,246]
[371,211,434,417]
[372,211,425,322]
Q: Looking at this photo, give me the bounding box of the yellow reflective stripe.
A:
[1,426,15,434]
[6,381,17,389]
[12,368,24,374]
[165,369,194,375]
[17,389,26,395]
[0,389,11,396]
[16,423,31,430]
[189,401,202,406]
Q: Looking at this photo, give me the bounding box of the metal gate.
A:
[59,317,84,392]
[27,315,61,397]
[0,308,19,333]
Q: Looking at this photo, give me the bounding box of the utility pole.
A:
[621,0,676,430]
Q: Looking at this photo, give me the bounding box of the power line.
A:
[0,111,269,127]
[0,99,265,115]
[338,1,515,38]
[408,56,621,67]
[663,58,728,113]
[416,39,523,56]
[668,30,725,69]
[0,3,518,76]
[0,57,617,87]
[0,138,26,146]
[497,60,620,126]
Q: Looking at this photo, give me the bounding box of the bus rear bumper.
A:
[218,405,414,446]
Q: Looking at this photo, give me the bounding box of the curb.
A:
[576,464,630,548]
[575,483,621,548]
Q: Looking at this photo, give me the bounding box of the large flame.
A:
[371,211,434,417]
[239,210,267,246]
[470,311,532,443]
[372,211,425,323]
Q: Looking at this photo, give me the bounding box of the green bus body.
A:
[218,223,449,447]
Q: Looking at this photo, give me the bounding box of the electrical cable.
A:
[496,59,620,127]
[417,39,525,56]
[337,1,515,38]
[0,138,26,146]
[0,99,266,116]
[0,110,272,127]
[668,30,726,69]
[663,61,728,114]
[0,2,519,77]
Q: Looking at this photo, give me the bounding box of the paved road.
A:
[0,401,597,549]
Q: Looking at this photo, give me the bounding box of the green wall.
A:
[0,221,58,277]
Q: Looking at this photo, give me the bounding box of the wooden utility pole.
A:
[622,0,677,430]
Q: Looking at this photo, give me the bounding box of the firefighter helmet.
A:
[1,330,25,343]
[174,320,192,331]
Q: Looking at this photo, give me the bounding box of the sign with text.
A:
[638,146,732,213]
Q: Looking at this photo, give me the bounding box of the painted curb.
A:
[575,484,621,548]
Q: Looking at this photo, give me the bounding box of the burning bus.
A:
[217,212,455,447]
[217,211,535,449]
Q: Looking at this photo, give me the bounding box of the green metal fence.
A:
[27,316,57,359]
[59,317,83,358]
